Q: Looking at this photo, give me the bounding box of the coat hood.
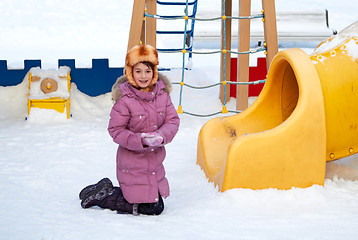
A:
[111,72,173,102]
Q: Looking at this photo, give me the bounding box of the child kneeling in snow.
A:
[79,45,180,215]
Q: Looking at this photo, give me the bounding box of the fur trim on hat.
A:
[112,73,172,102]
[124,45,159,91]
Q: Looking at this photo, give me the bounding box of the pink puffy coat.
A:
[108,74,180,204]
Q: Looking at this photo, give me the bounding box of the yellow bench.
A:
[27,67,71,119]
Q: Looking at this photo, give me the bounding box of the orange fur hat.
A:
[124,44,159,90]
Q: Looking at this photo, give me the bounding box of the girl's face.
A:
[132,63,154,89]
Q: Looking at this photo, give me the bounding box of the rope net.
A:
[146,0,267,117]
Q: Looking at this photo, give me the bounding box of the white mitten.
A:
[141,132,163,147]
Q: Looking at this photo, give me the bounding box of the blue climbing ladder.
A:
[154,0,198,59]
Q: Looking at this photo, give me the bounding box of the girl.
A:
[79,45,180,215]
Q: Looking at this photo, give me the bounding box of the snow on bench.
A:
[193,10,337,42]
[29,67,71,100]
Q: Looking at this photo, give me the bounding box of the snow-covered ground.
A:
[1,1,358,239]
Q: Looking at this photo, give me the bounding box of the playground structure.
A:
[126,0,358,191]
[128,0,278,113]
[2,0,278,117]
[197,21,358,191]
[0,0,356,192]
[0,1,338,117]
[27,67,71,119]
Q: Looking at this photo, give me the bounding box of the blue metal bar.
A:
[157,47,192,52]
[157,0,197,6]
[147,13,263,21]
[154,13,196,18]
[188,0,197,58]
[171,79,266,89]
[182,110,241,117]
[178,0,190,108]
[152,0,197,59]
[157,47,266,55]
[228,14,264,20]
[222,0,227,106]
[156,30,193,34]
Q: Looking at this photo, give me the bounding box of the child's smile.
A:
[133,63,154,89]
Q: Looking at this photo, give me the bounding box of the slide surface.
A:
[197,21,358,191]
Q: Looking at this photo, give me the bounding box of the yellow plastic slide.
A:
[197,21,358,191]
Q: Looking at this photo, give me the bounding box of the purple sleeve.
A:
[107,100,145,151]
[156,95,180,145]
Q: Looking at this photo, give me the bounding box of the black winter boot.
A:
[99,188,164,215]
[137,195,164,215]
[80,178,114,209]
[79,178,113,200]
[97,187,135,215]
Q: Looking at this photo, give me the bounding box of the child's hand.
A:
[141,132,163,147]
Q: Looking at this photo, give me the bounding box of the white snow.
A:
[28,66,70,99]
[345,38,358,60]
[1,1,358,240]
[312,21,358,57]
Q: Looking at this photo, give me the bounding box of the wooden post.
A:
[262,0,278,68]
[237,0,251,111]
[146,0,157,47]
[127,0,146,51]
[219,0,232,104]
